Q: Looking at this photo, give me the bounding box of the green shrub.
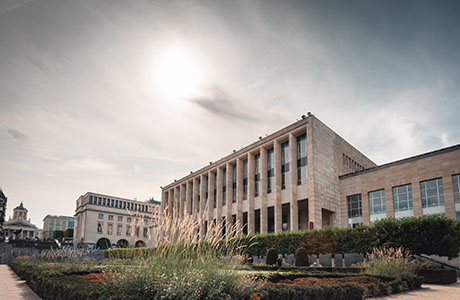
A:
[362,246,418,280]
[295,248,309,266]
[266,248,278,265]
[255,283,365,300]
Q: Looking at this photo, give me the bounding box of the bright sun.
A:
[153,48,204,99]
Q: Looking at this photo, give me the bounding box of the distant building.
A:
[0,189,7,235]
[3,202,40,239]
[42,215,75,239]
[74,192,160,249]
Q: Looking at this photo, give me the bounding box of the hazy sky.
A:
[1,0,459,226]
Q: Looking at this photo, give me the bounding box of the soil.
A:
[265,276,381,287]
[70,272,115,283]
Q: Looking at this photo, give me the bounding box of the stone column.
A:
[362,191,370,225]
[216,167,223,226]
[200,174,208,236]
[289,133,298,231]
[174,186,180,219]
[225,162,233,236]
[385,187,394,218]
[161,189,167,212]
[193,177,199,220]
[236,158,244,231]
[247,153,255,234]
[186,181,192,217]
[274,140,282,233]
[260,147,268,234]
[168,189,174,216]
[443,175,456,220]
[179,184,186,219]
[412,180,423,217]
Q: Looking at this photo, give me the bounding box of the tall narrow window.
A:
[281,141,290,189]
[420,178,445,216]
[89,195,93,204]
[393,184,413,218]
[453,174,460,221]
[232,165,237,203]
[368,189,386,223]
[267,148,274,193]
[107,223,113,235]
[243,159,248,200]
[117,224,122,236]
[222,168,226,206]
[97,222,103,234]
[126,225,131,236]
[213,172,217,208]
[190,182,194,214]
[347,194,362,227]
[297,134,307,185]
[205,176,209,205]
[198,179,201,212]
[254,154,260,197]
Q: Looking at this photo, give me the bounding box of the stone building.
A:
[0,189,6,235]
[43,215,75,239]
[74,192,160,248]
[161,113,460,235]
[2,202,40,239]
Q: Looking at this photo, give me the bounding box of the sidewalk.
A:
[377,282,460,300]
[0,265,41,300]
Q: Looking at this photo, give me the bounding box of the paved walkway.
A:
[0,265,41,300]
[377,282,460,300]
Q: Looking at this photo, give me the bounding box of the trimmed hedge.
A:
[255,283,365,300]
[8,261,105,300]
[105,216,460,259]
[417,269,458,284]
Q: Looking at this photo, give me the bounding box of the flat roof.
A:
[339,143,460,180]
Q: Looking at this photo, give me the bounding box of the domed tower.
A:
[13,202,28,220]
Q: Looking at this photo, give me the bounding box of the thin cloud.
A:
[191,87,257,123]
[6,128,27,140]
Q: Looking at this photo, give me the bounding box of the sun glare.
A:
[153,47,204,99]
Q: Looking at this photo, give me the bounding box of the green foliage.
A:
[52,230,65,240]
[301,228,335,255]
[266,248,278,265]
[64,227,74,238]
[294,248,309,266]
[362,247,419,280]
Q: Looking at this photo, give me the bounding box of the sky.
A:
[1,0,459,227]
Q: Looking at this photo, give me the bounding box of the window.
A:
[222,168,226,206]
[143,228,148,238]
[97,222,103,234]
[107,223,113,235]
[108,215,114,221]
[243,160,248,200]
[190,181,194,213]
[232,165,237,203]
[393,184,413,218]
[297,134,307,185]
[118,216,123,222]
[420,178,445,215]
[368,189,386,223]
[97,197,101,205]
[205,175,209,204]
[281,141,290,189]
[123,201,126,209]
[197,179,201,213]
[98,213,104,220]
[453,174,460,221]
[89,195,93,204]
[50,225,54,231]
[267,148,274,193]
[56,220,60,225]
[135,226,140,237]
[126,225,131,236]
[50,219,54,224]
[103,198,106,206]
[127,217,132,223]
[117,224,122,236]
[213,173,217,208]
[144,219,148,226]
[254,154,260,197]
[347,194,362,227]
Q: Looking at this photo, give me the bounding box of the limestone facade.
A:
[161,114,377,234]
[73,192,160,248]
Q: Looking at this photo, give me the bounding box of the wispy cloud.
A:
[6,128,27,140]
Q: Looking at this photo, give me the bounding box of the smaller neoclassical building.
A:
[160,113,460,236]
[74,192,160,248]
[3,202,41,240]
[42,215,75,239]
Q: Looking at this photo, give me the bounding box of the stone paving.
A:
[0,265,41,300]
[377,282,460,300]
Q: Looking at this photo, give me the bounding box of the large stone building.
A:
[2,202,41,240]
[161,114,460,235]
[43,215,75,239]
[74,192,160,248]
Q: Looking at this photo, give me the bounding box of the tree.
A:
[53,229,65,240]
[64,227,74,238]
